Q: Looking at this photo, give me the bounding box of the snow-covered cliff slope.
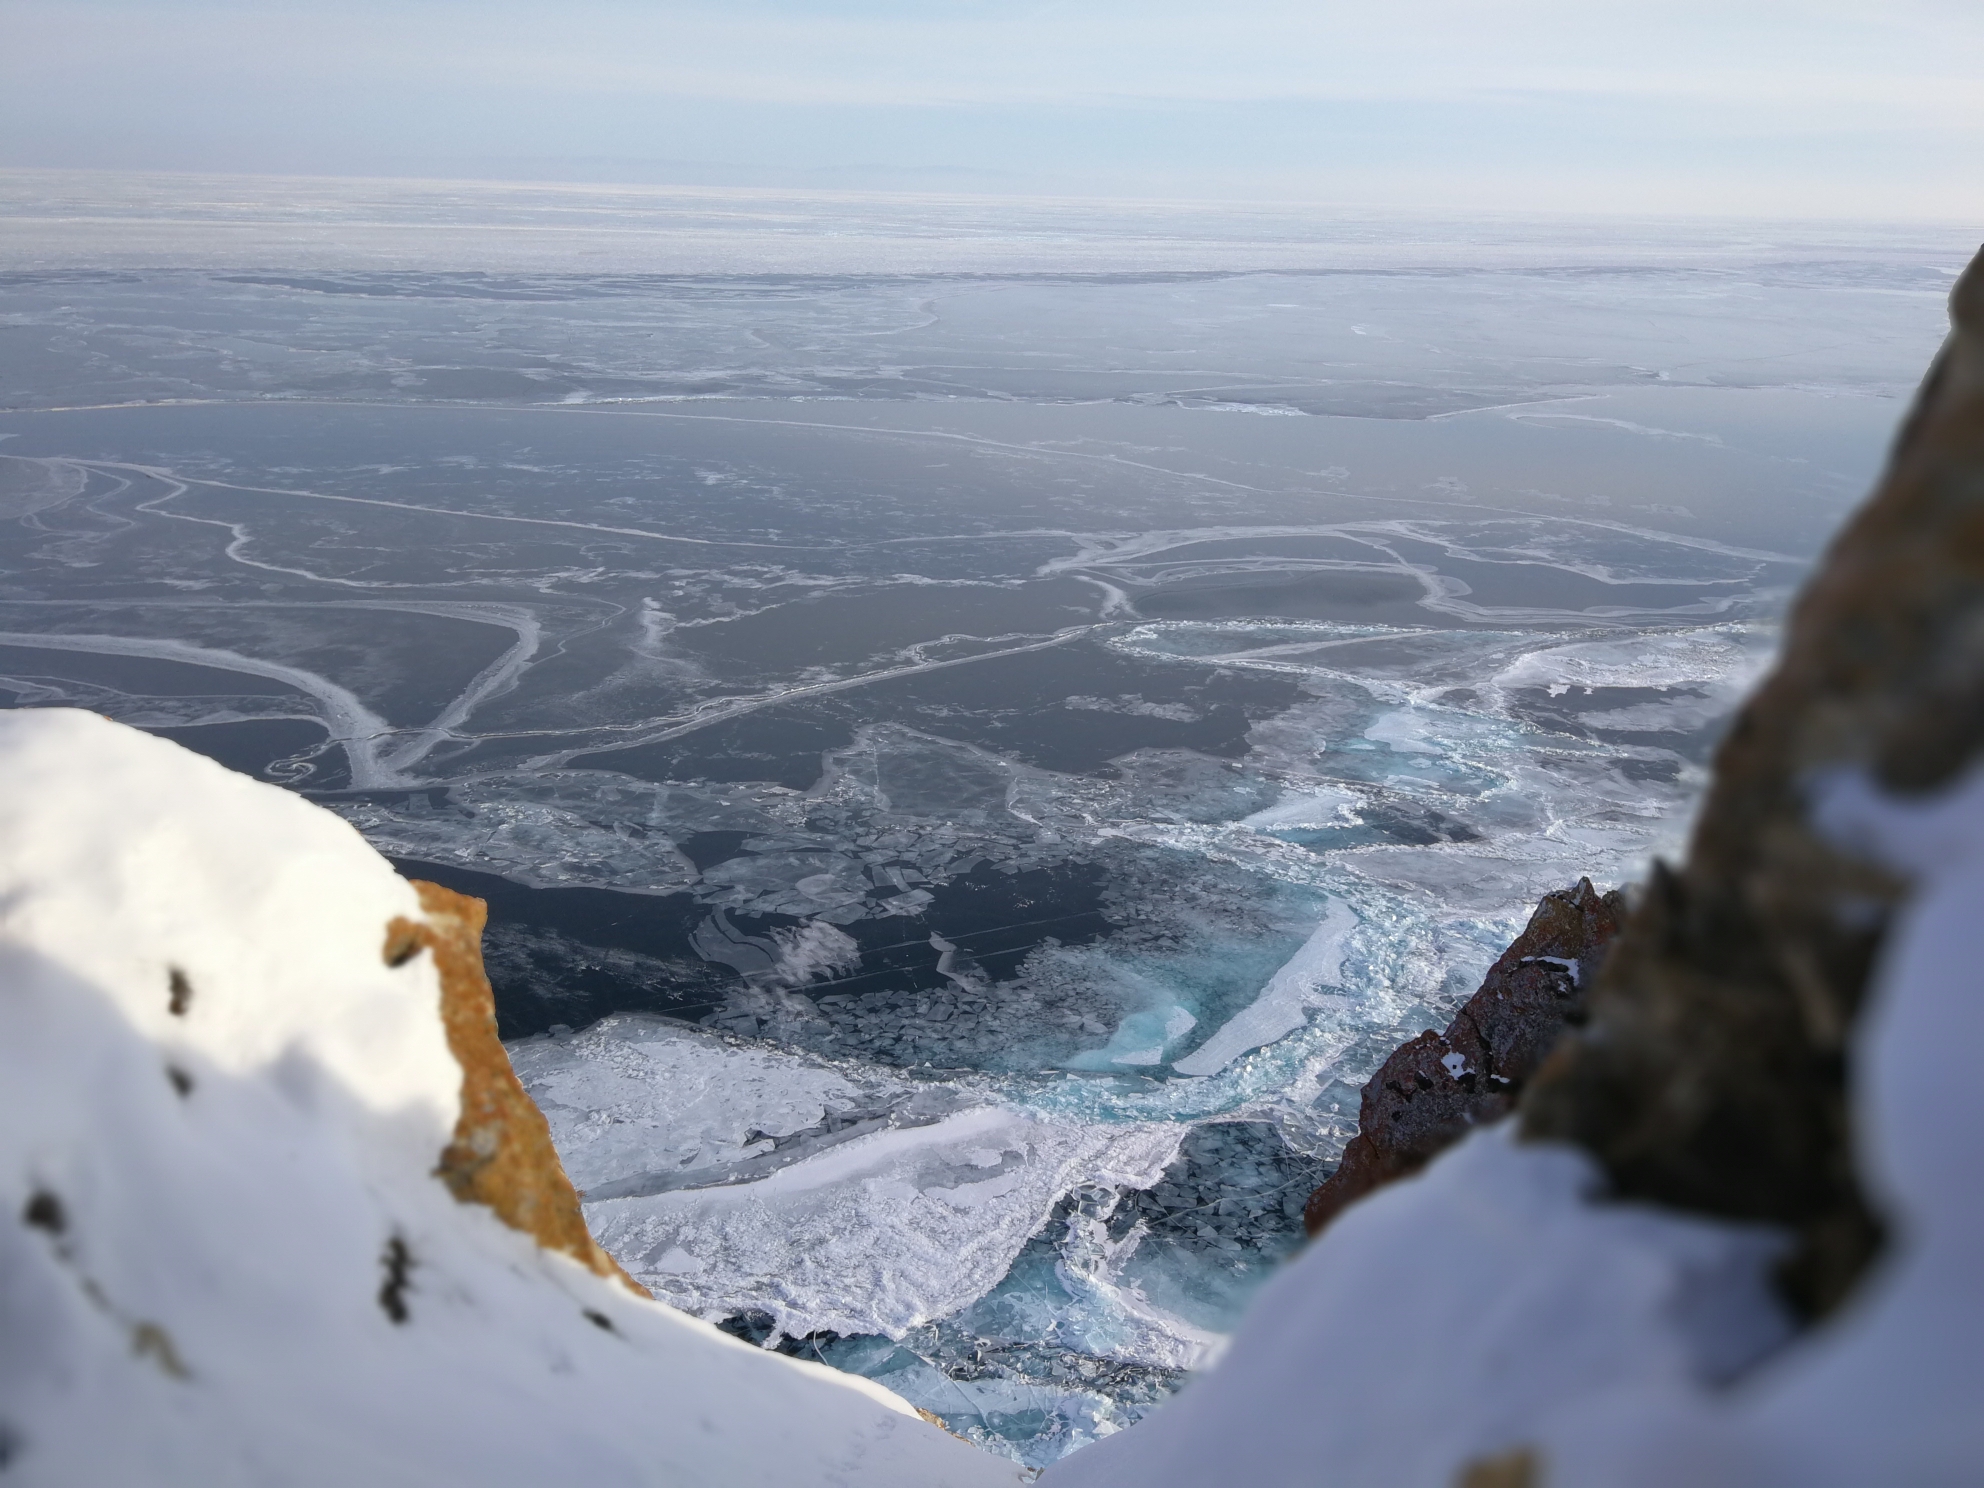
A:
[0,708,1022,1488]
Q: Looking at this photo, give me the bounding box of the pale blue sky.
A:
[5,0,1981,217]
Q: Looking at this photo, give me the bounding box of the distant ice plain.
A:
[0,171,1966,1465]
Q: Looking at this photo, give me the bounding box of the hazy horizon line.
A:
[4,165,1980,232]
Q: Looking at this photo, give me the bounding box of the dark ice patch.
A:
[0,645,302,699]
[1386,540,1755,618]
[848,860,1112,987]
[670,578,1101,675]
[388,857,787,1038]
[142,717,348,789]
[101,604,525,729]
[865,639,1300,776]
[568,707,854,791]
[1110,1121,1327,1259]
[1505,682,1732,763]
[1271,802,1483,853]
[1135,568,1431,624]
[750,861,1118,1070]
[676,829,757,873]
[1102,1122,1331,1331]
[1165,384,1522,419]
[1618,755,1683,783]
[1138,535,1382,565]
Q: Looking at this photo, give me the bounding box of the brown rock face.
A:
[1522,247,1984,1318]
[1304,879,1626,1237]
[389,881,648,1297]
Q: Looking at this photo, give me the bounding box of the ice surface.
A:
[1172,897,1358,1076]
[1491,628,1775,694]
[0,180,1956,1465]
[3,171,1968,284]
[512,1017,881,1197]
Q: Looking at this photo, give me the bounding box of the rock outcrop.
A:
[1304,879,1626,1237]
[1522,246,1984,1318]
[392,883,646,1295]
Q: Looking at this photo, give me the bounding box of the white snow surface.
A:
[514,1017,1186,1346]
[1042,763,1984,1487]
[0,710,1022,1488]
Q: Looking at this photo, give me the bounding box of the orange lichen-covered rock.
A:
[388,882,648,1297]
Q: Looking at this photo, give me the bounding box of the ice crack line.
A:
[95,462,816,552]
[0,631,404,788]
[83,463,412,589]
[545,622,1100,760]
[337,601,545,778]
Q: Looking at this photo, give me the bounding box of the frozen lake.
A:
[0,171,1966,1464]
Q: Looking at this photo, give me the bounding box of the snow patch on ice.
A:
[517,1015,1190,1343]
[766,918,863,988]
[1490,625,1774,699]
[1363,709,1445,754]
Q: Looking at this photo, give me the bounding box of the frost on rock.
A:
[0,710,1021,1488]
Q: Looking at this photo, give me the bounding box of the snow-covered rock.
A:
[0,708,1022,1488]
